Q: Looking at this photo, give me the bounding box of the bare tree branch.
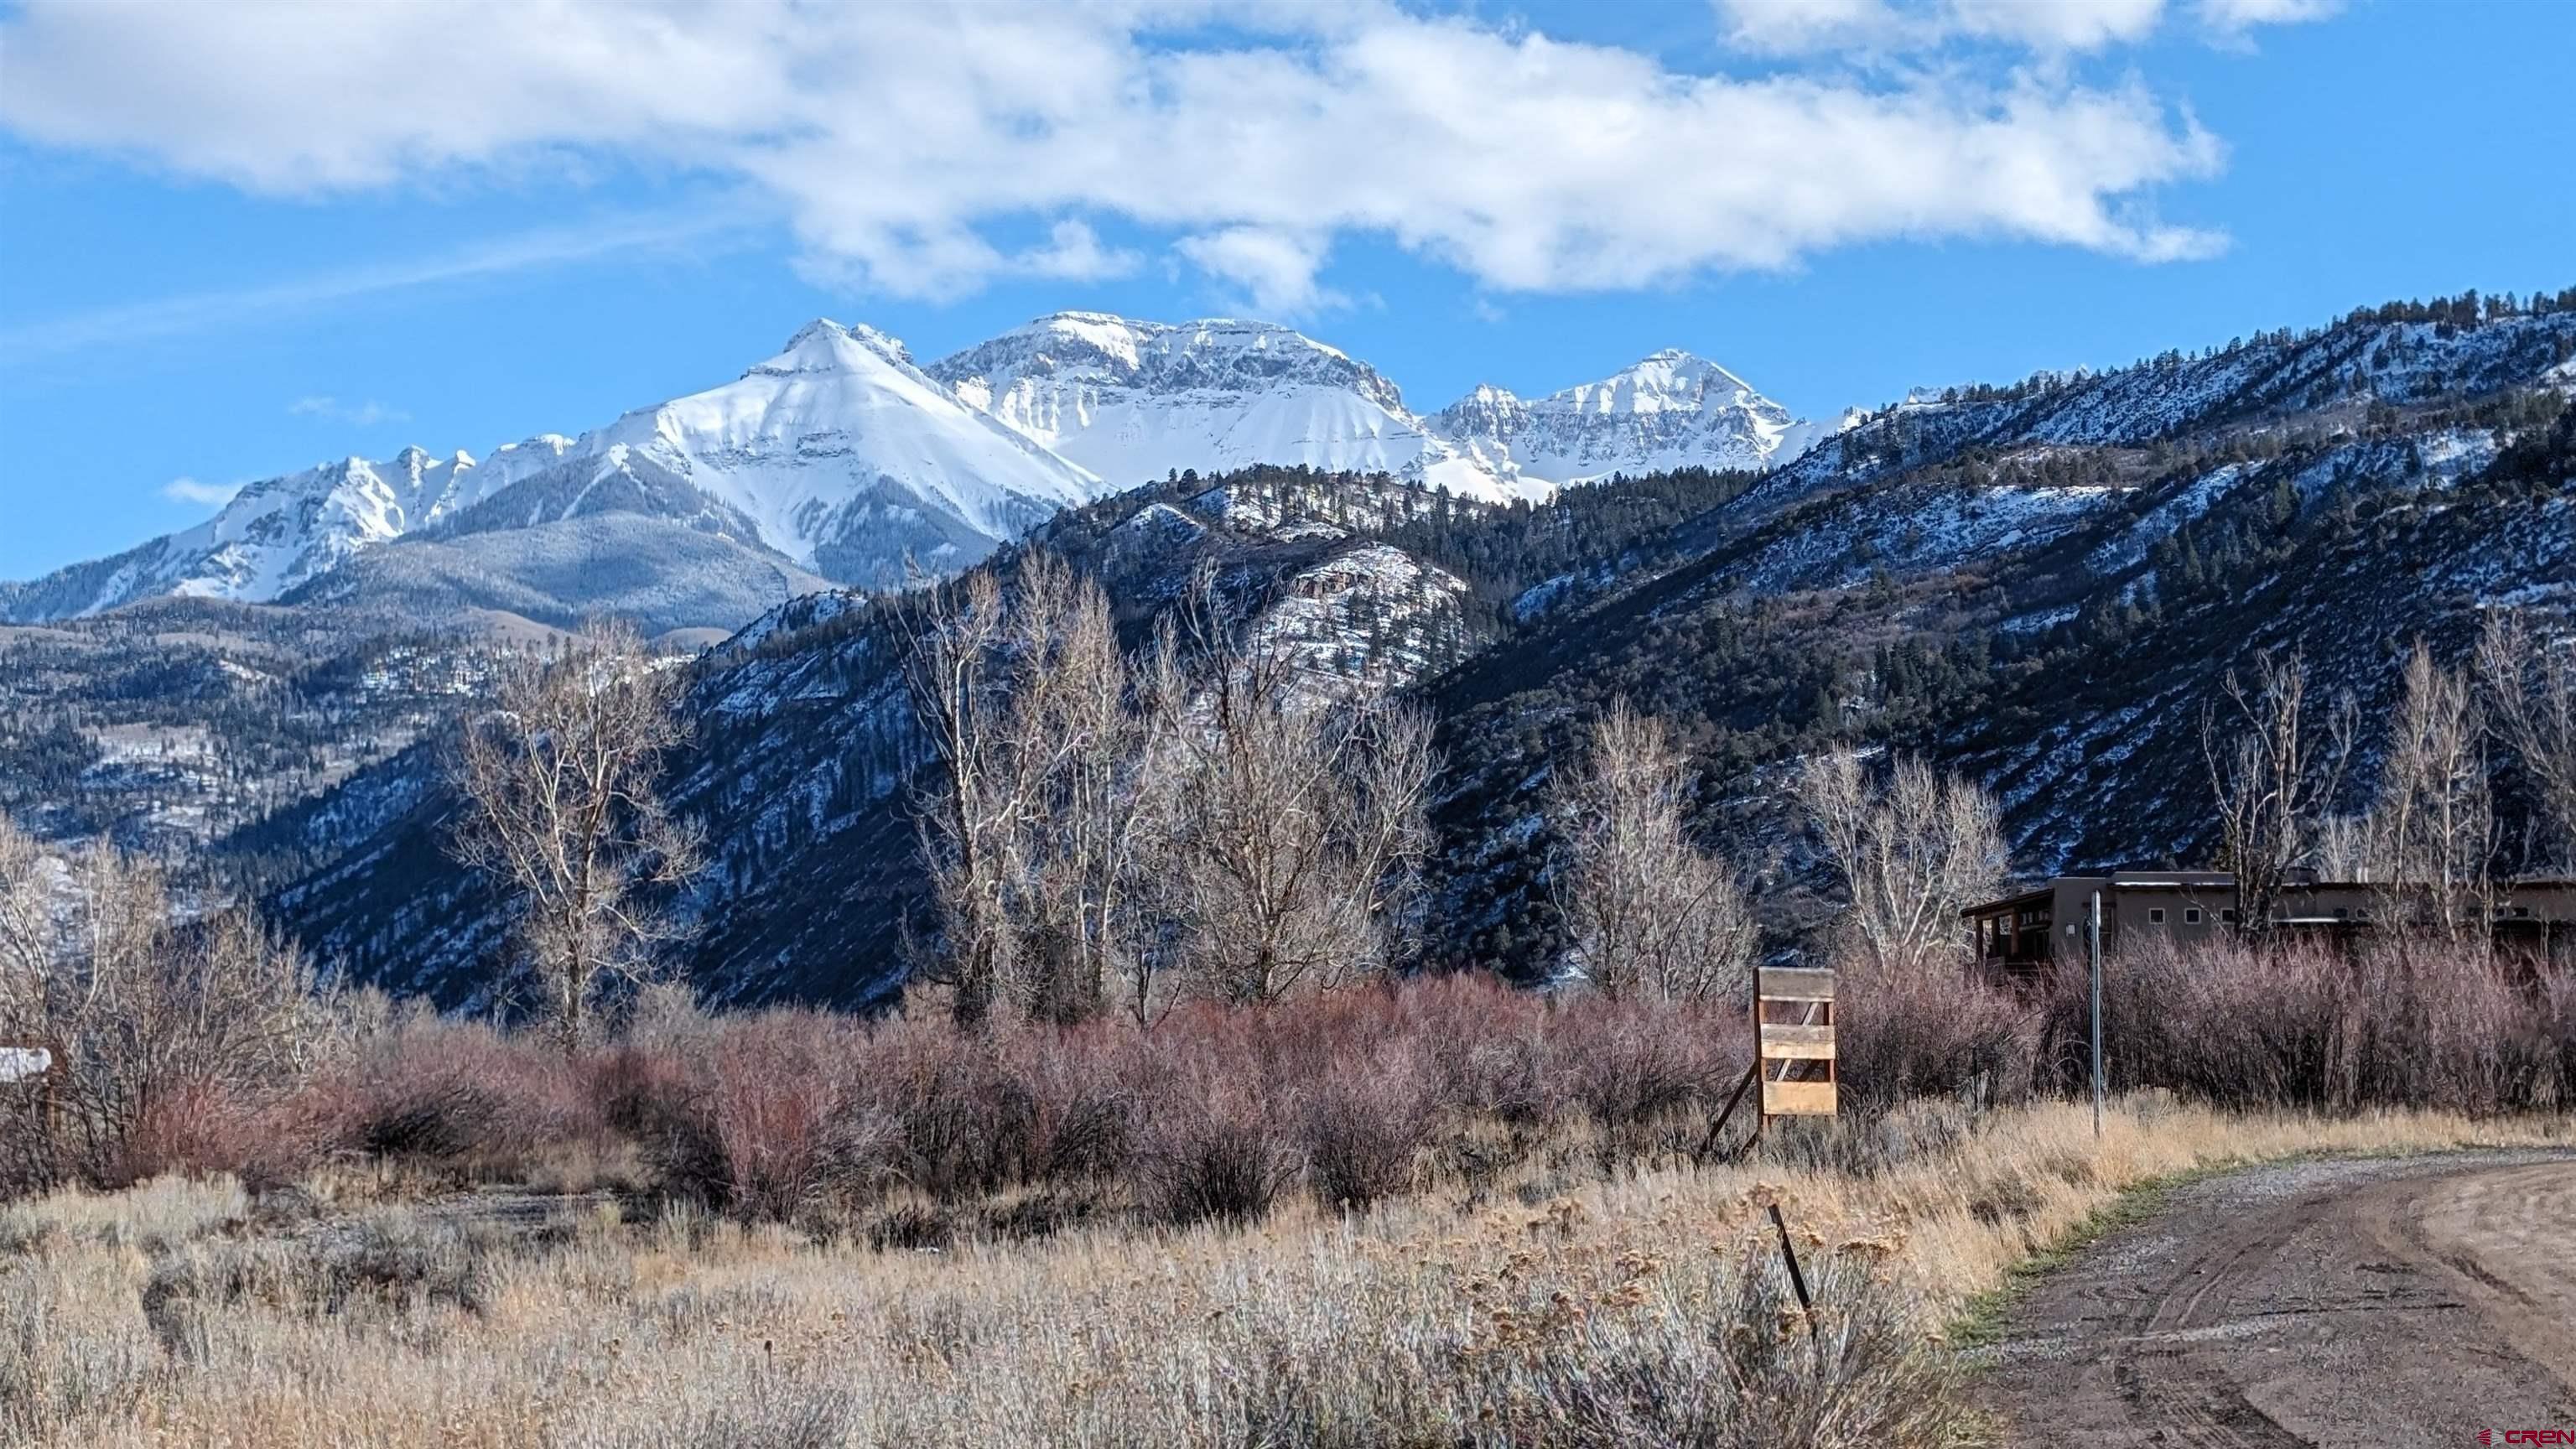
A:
[449,620,700,1046]
[2201,650,2356,937]
[1794,747,2007,977]
[1550,700,1755,1002]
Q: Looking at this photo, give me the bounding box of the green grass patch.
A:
[1945,1156,2246,1351]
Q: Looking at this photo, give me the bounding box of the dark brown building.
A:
[1965,870,2576,973]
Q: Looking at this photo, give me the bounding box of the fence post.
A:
[1768,1202,1813,1314]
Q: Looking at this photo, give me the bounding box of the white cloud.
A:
[1716,0,1908,54]
[161,476,240,508]
[2198,0,2341,39]
[0,210,752,361]
[1018,220,1140,283]
[288,396,411,427]
[1176,228,1343,316]
[0,2,2267,309]
[1715,0,2329,54]
[1947,0,2166,51]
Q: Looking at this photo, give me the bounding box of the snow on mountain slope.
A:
[929,312,1537,503]
[3,322,1115,622]
[8,313,1838,625]
[1253,543,1472,698]
[281,513,838,640]
[1431,350,1828,489]
[0,447,503,621]
[560,319,1110,584]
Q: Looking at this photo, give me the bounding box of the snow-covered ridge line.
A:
[7,311,1820,624]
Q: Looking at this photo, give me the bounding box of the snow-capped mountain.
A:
[3,313,1831,626]
[1431,349,1828,490]
[2,322,1114,622]
[0,447,502,621]
[500,319,1108,586]
[928,312,1535,502]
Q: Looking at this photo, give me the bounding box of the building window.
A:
[2222,909,2238,922]
[2148,907,2166,924]
[2334,908,2350,920]
[2185,907,2202,924]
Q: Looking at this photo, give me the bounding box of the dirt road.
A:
[1975,1150,2576,1446]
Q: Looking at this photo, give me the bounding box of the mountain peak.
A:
[1590,349,1758,402]
[761,318,914,377]
[783,317,849,350]
[1025,309,1142,330]
[926,311,1531,498]
[1429,347,1803,486]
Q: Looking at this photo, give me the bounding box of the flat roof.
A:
[1961,886,2055,918]
[1966,873,2576,921]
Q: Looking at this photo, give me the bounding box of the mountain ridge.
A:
[3,313,1820,628]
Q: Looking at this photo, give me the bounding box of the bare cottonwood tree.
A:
[901,567,1019,1029]
[1550,700,1755,1002]
[1157,592,1436,1005]
[901,554,1173,1028]
[451,620,699,1046]
[902,557,1434,1019]
[1794,747,2007,978]
[2353,640,2492,937]
[2478,610,2576,871]
[2202,651,2356,937]
[2311,812,2375,885]
[0,814,53,1020]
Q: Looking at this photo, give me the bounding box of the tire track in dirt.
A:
[1974,1150,2576,1446]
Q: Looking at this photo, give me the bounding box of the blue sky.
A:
[3,0,2571,581]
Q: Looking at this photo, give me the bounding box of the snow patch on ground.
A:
[2087,464,2245,574]
[1251,543,1468,695]
[1738,482,2123,593]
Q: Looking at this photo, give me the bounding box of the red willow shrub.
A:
[112,1078,294,1190]
[226,948,2572,1231]
[703,1012,880,1222]
[1132,1053,1305,1227]
[992,1017,1140,1187]
[1293,1034,1439,1212]
[1389,974,1558,1124]
[1829,959,2038,1117]
[325,1018,605,1177]
[2044,932,2576,1114]
[1545,994,1744,1134]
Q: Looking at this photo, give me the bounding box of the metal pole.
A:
[2090,890,2105,1138]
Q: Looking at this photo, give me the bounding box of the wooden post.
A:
[1768,1202,1813,1313]
[1748,962,1766,1150]
[1,1041,63,1145]
[1696,1061,1760,1162]
[2090,890,2105,1139]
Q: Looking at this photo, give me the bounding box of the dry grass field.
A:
[7,1098,2566,1449]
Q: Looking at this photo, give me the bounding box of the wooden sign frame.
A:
[0,1038,64,1138]
[1753,966,1836,1120]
